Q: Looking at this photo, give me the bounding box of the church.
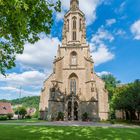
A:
[39,0,109,121]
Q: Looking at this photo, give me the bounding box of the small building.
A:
[0,102,14,116]
[27,108,36,116]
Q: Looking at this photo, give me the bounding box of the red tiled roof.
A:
[0,102,14,115]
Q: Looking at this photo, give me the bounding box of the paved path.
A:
[0,121,139,128]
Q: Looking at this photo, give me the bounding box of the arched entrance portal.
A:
[67,101,79,121]
[74,101,78,120]
[68,101,72,120]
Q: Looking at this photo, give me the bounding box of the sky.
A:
[0,0,140,100]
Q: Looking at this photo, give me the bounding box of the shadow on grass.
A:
[0,125,140,140]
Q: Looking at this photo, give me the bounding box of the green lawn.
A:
[0,125,140,140]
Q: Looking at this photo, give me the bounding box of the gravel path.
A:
[0,121,139,128]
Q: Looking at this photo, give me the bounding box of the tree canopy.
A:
[101,74,120,101]
[15,106,27,119]
[0,96,40,109]
[0,0,61,75]
[111,80,140,121]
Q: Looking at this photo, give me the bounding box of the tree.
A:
[101,74,120,120]
[15,106,27,119]
[110,85,128,120]
[101,74,120,101]
[111,80,140,121]
[0,0,61,75]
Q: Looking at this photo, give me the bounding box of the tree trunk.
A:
[129,110,137,122]
[130,111,133,122]
[138,112,140,121]
[125,111,130,120]
[122,111,125,120]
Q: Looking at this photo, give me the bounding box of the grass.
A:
[0,125,140,140]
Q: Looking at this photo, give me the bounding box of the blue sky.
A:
[0,0,140,100]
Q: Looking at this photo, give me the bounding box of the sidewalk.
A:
[0,121,139,128]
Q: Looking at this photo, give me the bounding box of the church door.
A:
[67,101,79,121]
[68,101,72,120]
[74,101,78,120]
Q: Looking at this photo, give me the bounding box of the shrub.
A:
[57,112,64,121]
[0,115,7,121]
[7,113,13,120]
[32,110,39,118]
[25,115,32,119]
[15,107,27,119]
[110,119,115,124]
[82,112,89,121]
[109,110,116,120]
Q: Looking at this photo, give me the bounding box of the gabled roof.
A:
[0,102,14,115]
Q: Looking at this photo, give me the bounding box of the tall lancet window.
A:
[72,17,77,41]
[69,73,78,95]
[73,17,77,29]
[70,79,76,94]
[73,31,76,40]
[71,51,77,65]
[79,19,82,31]
[67,19,69,31]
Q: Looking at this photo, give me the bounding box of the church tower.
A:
[39,0,109,121]
[62,0,86,45]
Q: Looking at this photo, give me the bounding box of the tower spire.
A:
[70,0,79,10]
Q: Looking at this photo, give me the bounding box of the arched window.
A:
[73,31,76,40]
[71,51,77,65]
[70,79,76,94]
[67,19,69,31]
[73,17,77,29]
[69,73,78,95]
[79,19,82,30]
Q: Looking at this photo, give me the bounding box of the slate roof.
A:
[0,102,14,115]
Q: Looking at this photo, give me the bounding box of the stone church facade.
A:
[39,0,109,121]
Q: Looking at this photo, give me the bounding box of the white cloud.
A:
[17,37,60,71]
[56,11,65,21]
[106,19,116,26]
[56,0,102,25]
[0,86,19,92]
[91,44,114,66]
[131,20,140,40]
[0,71,46,99]
[90,26,115,65]
[0,86,39,100]
[91,27,114,44]
[0,71,46,87]
[97,71,111,77]
[115,29,126,36]
[115,2,126,14]
[0,86,39,96]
